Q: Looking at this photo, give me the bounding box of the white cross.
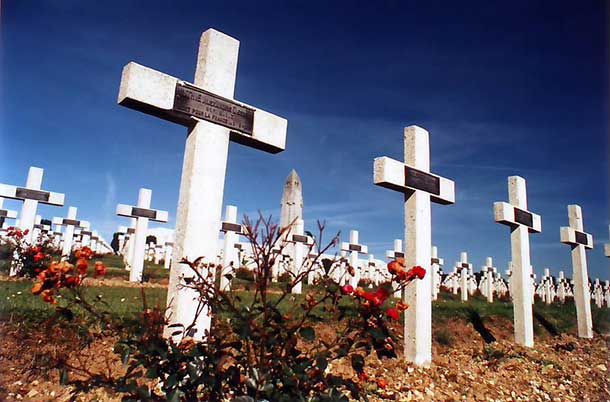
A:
[386,239,404,259]
[0,197,18,231]
[0,167,65,244]
[53,207,89,258]
[118,29,287,340]
[341,230,368,288]
[430,246,444,301]
[494,176,541,347]
[287,219,313,294]
[455,252,472,303]
[164,242,174,270]
[373,125,455,366]
[220,205,246,291]
[116,188,168,282]
[605,226,610,258]
[560,204,593,338]
[481,257,495,303]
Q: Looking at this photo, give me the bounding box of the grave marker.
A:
[494,176,541,347]
[0,167,64,243]
[456,252,472,302]
[374,125,455,366]
[220,205,246,290]
[118,29,287,340]
[430,246,444,301]
[116,188,168,282]
[560,205,593,338]
[341,230,368,288]
[53,207,89,257]
[481,257,495,303]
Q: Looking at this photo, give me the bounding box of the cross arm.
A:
[341,242,368,254]
[0,184,64,206]
[116,204,169,223]
[493,202,541,233]
[373,156,455,205]
[221,221,246,235]
[0,209,17,219]
[560,227,593,249]
[118,62,287,154]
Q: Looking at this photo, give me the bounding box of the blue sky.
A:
[1,1,608,280]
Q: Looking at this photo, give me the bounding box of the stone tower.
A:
[280,169,303,230]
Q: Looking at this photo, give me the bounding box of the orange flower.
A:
[396,301,409,312]
[31,282,43,295]
[76,258,88,275]
[376,378,387,389]
[65,276,81,287]
[94,262,106,277]
[354,287,366,298]
[41,289,56,304]
[387,260,403,275]
[357,372,368,382]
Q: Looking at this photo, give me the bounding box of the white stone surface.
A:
[560,205,593,338]
[494,176,539,347]
[374,125,455,366]
[220,205,240,291]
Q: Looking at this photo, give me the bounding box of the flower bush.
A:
[1,226,60,278]
[23,216,424,402]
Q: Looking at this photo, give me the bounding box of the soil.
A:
[0,314,608,401]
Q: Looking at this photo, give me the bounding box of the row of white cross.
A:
[0,167,112,262]
[3,28,609,368]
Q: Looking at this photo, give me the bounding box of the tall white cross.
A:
[373,125,455,366]
[220,205,246,291]
[116,188,168,282]
[560,204,593,338]
[494,176,541,347]
[0,167,65,244]
[341,230,368,288]
[118,29,287,340]
[53,207,89,257]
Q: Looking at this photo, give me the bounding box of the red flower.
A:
[387,260,403,275]
[76,258,88,275]
[341,284,354,295]
[406,266,426,280]
[376,378,387,389]
[94,262,106,277]
[386,307,399,320]
[357,372,368,382]
[65,275,81,287]
[33,252,45,262]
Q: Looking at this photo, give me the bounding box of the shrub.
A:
[234,266,255,281]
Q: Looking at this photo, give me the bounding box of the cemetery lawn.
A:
[0,279,609,401]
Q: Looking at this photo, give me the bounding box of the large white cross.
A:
[118,28,287,340]
[494,176,541,347]
[0,167,64,243]
[341,230,368,288]
[373,125,455,366]
[53,207,90,257]
[116,188,168,282]
[560,204,593,338]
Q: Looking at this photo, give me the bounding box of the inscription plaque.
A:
[173,83,255,135]
[62,219,81,227]
[131,207,157,219]
[222,222,243,233]
[0,210,7,218]
[81,230,92,236]
[393,251,405,258]
[127,228,135,234]
[431,257,440,264]
[461,263,470,268]
[349,244,362,252]
[575,231,588,246]
[513,208,533,228]
[234,243,243,250]
[292,234,310,244]
[16,187,50,202]
[404,166,440,195]
[41,219,52,226]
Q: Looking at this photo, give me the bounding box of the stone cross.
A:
[117,226,127,253]
[431,246,444,301]
[386,239,405,259]
[366,254,378,285]
[542,268,554,305]
[164,242,174,269]
[220,205,246,290]
[592,279,603,308]
[341,230,368,288]
[116,188,168,282]
[557,271,567,303]
[374,125,455,366]
[456,252,472,302]
[53,207,89,257]
[560,204,593,338]
[0,197,17,230]
[481,257,495,303]
[118,29,287,340]
[604,280,610,308]
[0,167,65,244]
[494,176,541,347]
[52,224,62,248]
[287,219,312,294]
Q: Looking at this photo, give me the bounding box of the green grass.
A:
[97,254,170,282]
[0,280,608,337]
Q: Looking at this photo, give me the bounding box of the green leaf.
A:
[299,326,316,341]
[351,354,365,373]
[121,346,130,365]
[165,374,177,388]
